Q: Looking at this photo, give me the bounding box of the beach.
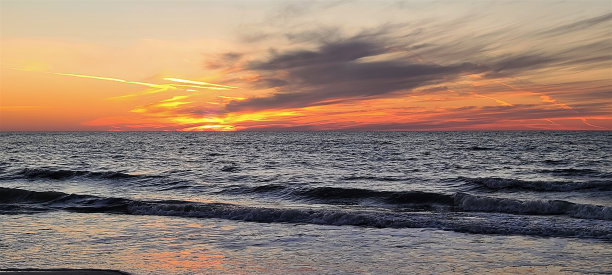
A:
[0,270,129,275]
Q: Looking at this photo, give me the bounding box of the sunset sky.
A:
[1,0,610,131]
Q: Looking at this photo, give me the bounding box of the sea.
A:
[0,131,610,274]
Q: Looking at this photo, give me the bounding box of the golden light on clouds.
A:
[0,1,610,131]
[163,78,238,89]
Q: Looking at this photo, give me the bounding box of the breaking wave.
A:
[453,193,612,221]
[463,177,612,191]
[1,187,611,240]
[221,185,454,207]
[297,187,454,205]
[220,184,612,219]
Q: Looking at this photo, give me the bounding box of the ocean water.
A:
[0,131,610,274]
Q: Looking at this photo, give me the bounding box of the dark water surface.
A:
[1,131,610,274]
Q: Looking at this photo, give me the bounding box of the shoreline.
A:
[0,269,130,275]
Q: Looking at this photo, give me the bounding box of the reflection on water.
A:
[138,251,226,273]
[1,211,610,274]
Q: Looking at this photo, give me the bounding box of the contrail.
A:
[164,77,238,89]
[53,72,173,90]
[53,72,237,90]
[50,72,237,99]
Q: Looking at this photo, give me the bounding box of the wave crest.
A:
[1,187,610,239]
[298,187,454,205]
[4,168,147,181]
[454,193,612,220]
[222,185,454,207]
[463,177,612,191]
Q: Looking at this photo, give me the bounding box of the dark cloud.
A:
[249,40,385,70]
[554,40,612,69]
[222,12,611,114]
[253,78,289,89]
[414,86,450,94]
[228,60,482,111]
[227,38,484,111]
[484,54,556,77]
[540,12,612,36]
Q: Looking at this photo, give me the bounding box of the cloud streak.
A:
[227,38,483,111]
[4,2,609,131]
[220,11,611,121]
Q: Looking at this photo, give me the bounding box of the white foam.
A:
[454,193,612,221]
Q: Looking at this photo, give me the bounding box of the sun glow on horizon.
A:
[1,1,610,131]
[2,68,610,131]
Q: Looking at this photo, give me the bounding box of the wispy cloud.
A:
[219,11,611,130]
[226,38,483,111]
[3,1,610,131]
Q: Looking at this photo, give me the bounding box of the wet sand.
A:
[0,269,130,275]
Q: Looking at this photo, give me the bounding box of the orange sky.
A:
[1,1,610,131]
